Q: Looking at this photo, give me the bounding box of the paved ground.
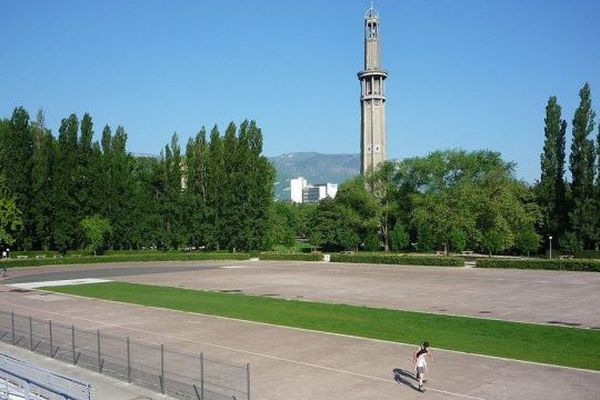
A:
[7,260,599,328]
[4,260,230,283]
[0,341,169,399]
[0,286,598,400]
[2,260,599,400]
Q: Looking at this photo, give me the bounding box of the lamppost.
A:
[548,236,553,259]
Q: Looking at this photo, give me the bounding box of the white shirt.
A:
[416,350,428,368]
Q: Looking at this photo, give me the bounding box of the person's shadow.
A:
[392,368,420,391]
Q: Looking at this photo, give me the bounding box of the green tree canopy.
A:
[0,197,23,247]
[568,83,597,249]
[538,96,568,241]
[80,216,112,255]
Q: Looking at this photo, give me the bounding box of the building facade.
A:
[358,4,388,174]
[289,177,338,204]
[290,177,307,203]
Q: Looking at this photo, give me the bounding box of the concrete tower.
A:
[358,3,388,174]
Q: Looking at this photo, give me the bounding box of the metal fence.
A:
[0,352,92,400]
[0,310,249,400]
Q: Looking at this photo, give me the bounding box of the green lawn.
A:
[45,282,600,371]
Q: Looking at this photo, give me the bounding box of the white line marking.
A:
[7,279,111,290]
[220,266,246,269]
[0,299,488,400]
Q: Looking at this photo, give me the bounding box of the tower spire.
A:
[358,3,388,174]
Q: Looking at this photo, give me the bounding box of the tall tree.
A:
[538,96,568,242]
[53,114,80,253]
[569,83,597,248]
[3,108,33,248]
[77,113,96,218]
[160,133,184,249]
[595,122,600,249]
[243,121,275,250]
[107,126,136,249]
[30,110,55,249]
[221,122,241,250]
[367,161,398,251]
[129,155,162,249]
[183,128,210,248]
[206,125,224,250]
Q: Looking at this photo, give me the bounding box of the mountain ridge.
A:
[268,152,360,200]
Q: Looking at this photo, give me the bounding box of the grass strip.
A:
[45,282,600,371]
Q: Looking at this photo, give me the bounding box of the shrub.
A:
[258,253,323,262]
[330,254,464,267]
[475,258,600,272]
[560,232,583,255]
[2,252,251,268]
[363,232,381,252]
[574,250,600,259]
[390,224,409,251]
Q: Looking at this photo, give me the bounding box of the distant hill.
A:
[269,152,360,200]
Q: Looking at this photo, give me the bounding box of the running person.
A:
[413,341,432,391]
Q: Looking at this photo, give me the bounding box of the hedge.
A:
[330,254,464,267]
[476,258,600,272]
[574,250,600,260]
[258,253,323,262]
[1,252,251,268]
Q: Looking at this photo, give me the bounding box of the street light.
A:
[548,236,553,259]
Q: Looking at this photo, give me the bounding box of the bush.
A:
[258,253,323,262]
[476,258,600,272]
[330,254,464,267]
[2,252,251,268]
[574,250,600,259]
[560,232,582,255]
[390,224,409,251]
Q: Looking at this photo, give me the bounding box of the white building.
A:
[290,177,338,204]
[290,177,307,203]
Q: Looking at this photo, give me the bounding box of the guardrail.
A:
[0,310,249,400]
[0,352,92,400]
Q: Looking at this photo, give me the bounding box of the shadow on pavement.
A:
[393,367,420,391]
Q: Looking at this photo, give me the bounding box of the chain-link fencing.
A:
[0,310,249,400]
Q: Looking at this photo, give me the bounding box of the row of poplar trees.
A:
[538,82,600,251]
[0,108,274,252]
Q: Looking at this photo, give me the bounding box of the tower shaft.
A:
[359,6,387,174]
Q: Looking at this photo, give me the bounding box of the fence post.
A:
[49,320,53,357]
[97,330,102,373]
[126,336,131,382]
[200,352,204,400]
[71,325,76,365]
[246,363,250,400]
[160,344,165,394]
[29,316,33,351]
[10,312,14,345]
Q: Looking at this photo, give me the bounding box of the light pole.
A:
[548,236,553,259]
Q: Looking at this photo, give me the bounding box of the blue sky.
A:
[1,0,599,182]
